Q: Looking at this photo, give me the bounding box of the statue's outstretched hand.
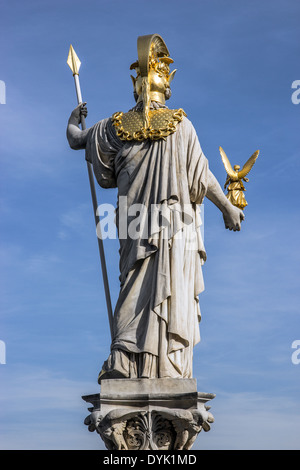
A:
[69,102,88,125]
[223,204,245,231]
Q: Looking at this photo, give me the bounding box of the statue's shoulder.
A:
[111,108,187,142]
[88,117,111,135]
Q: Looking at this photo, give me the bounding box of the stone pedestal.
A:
[82,379,215,450]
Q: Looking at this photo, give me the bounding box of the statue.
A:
[66,34,245,383]
[220,146,260,210]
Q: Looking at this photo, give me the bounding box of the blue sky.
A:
[0,0,299,450]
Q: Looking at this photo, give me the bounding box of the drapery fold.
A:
[85,108,209,379]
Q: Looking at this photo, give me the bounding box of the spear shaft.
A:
[67,45,114,340]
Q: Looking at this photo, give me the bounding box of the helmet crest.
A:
[130,34,177,128]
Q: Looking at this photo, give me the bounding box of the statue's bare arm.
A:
[67,103,89,150]
[206,170,245,231]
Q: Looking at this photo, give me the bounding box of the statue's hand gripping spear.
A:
[67,45,114,340]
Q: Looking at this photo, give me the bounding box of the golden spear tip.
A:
[67,44,81,76]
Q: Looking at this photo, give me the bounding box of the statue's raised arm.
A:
[67,102,89,150]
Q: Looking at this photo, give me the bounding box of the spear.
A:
[67,45,114,340]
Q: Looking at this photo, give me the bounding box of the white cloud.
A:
[1,365,299,450]
[0,364,103,449]
[58,202,92,239]
[26,254,61,274]
[194,391,300,450]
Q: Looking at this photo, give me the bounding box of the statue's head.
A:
[130,34,176,106]
[234,165,240,171]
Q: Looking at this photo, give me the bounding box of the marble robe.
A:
[85,109,209,380]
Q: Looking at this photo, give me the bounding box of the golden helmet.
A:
[130,34,176,107]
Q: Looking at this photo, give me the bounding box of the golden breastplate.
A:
[111,108,187,141]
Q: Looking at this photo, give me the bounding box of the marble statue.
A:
[67,34,244,383]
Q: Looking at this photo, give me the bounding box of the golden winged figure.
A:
[219,147,260,210]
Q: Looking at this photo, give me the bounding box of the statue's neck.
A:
[131,101,167,112]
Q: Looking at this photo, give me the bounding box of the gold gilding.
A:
[114,35,185,142]
[112,108,187,141]
[130,35,177,128]
[220,147,260,209]
[67,45,81,76]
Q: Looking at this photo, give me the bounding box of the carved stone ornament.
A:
[84,407,214,451]
[83,379,215,451]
